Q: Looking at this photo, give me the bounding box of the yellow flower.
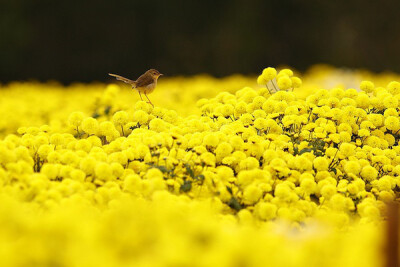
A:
[387,81,400,95]
[41,163,60,180]
[254,118,268,131]
[239,157,259,170]
[320,184,336,199]
[133,110,149,125]
[234,102,247,115]
[261,67,277,81]
[300,178,317,195]
[275,183,295,202]
[37,144,54,159]
[68,112,84,127]
[360,165,378,182]
[291,77,302,88]
[313,157,329,171]
[277,75,292,90]
[376,176,393,191]
[257,75,268,85]
[360,80,374,93]
[279,68,293,77]
[243,184,262,205]
[112,111,129,126]
[95,162,114,181]
[98,121,116,137]
[220,104,234,117]
[384,116,400,131]
[252,96,266,109]
[383,96,399,109]
[367,114,383,127]
[81,117,99,135]
[339,143,355,158]
[344,161,361,175]
[257,202,277,220]
[200,152,216,167]
[149,118,166,132]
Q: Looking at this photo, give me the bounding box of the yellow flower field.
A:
[1,66,400,266]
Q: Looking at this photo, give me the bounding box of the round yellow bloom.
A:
[257,202,277,220]
[344,161,361,175]
[239,157,259,170]
[277,76,292,90]
[203,133,219,148]
[360,165,378,182]
[37,144,54,159]
[339,143,355,158]
[376,176,393,191]
[320,184,336,199]
[133,110,149,125]
[384,116,400,131]
[81,117,99,135]
[41,163,60,180]
[291,77,302,88]
[300,178,317,195]
[254,118,268,130]
[383,96,399,109]
[149,118,166,132]
[257,75,268,85]
[387,81,400,95]
[220,104,234,117]
[360,80,374,93]
[112,111,129,126]
[200,152,216,167]
[275,184,293,201]
[313,157,329,171]
[68,112,84,127]
[75,139,92,152]
[80,156,97,175]
[243,184,262,205]
[279,69,293,77]
[95,162,114,181]
[261,67,277,81]
[358,129,370,138]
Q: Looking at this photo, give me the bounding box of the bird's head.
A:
[147,69,163,79]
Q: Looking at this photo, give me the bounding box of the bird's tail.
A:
[108,73,137,87]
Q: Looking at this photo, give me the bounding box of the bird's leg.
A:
[138,91,143,101]
[144,93,154,107]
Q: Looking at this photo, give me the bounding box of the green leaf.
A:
[180,180,192,192]
[146,163,169,173]
[228,197,242,211]
[92,112,100,118]
[299,148,312,155]
[104,106,111,115]
[156,166,168,173]
[185,163,195,178]
[226,186,232,194]
[196,174,205,181]
[310,194,319,204]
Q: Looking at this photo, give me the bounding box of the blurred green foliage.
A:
[1,0,400,82]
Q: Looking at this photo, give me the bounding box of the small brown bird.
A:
[108,69,163,107]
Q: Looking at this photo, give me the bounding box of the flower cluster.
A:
[0,66,399,266]
[257,67,302,93]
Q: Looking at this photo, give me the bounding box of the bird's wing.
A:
[135,72,154,88]
[108,73,136,86]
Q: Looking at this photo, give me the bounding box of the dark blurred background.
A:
[1,0,400,83]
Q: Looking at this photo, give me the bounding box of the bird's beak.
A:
[159,73,163,76]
